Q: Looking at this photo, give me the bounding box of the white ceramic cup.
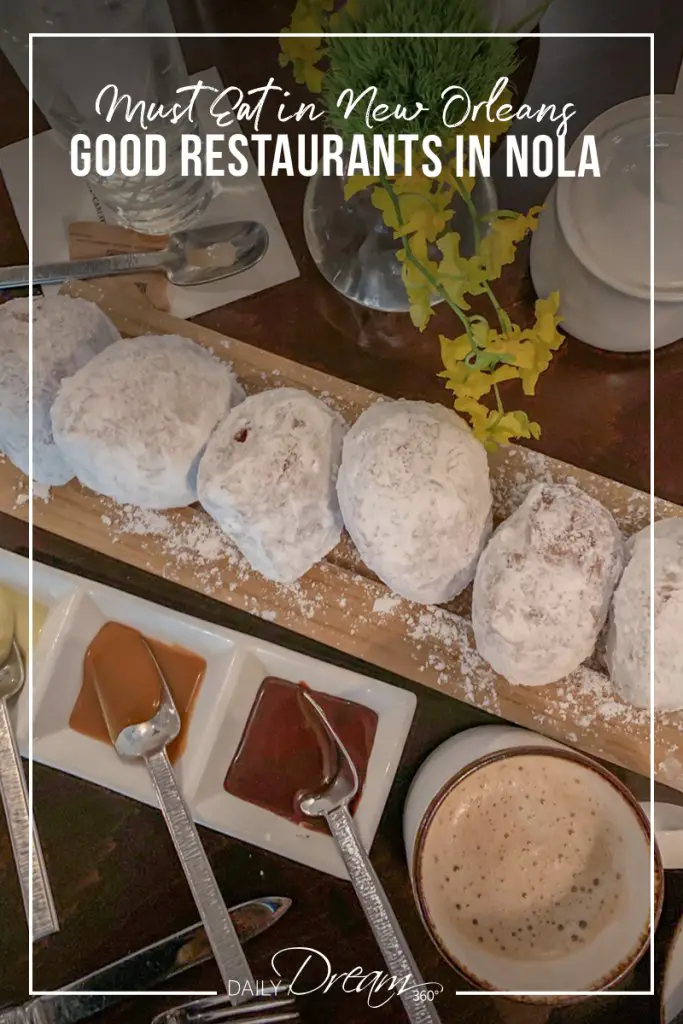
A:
[404,726,663,1000]
[530,87,683,352]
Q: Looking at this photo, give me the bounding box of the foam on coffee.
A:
[417,751,652,992]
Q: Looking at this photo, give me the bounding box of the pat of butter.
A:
[0,585,48,663]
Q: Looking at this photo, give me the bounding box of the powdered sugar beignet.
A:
[472,483,624,687]
[0,295,119,485]
[197,388,346,583]
[52,334,241,509]
[337,401,492,604]
[606,517,683,711]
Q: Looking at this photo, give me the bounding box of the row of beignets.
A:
[1,296,680,711]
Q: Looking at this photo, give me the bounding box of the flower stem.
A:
[456,174,513,336]
[380,177,479,353]
[484,281,512,336]
[493,382,504,414]
[381,177,511,425]
[455,175,481,252]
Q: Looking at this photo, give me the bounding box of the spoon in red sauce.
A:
[297,690,442,1024]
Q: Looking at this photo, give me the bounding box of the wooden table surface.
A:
[1,2,683,1022]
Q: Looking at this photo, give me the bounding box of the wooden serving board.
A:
[2,280,682,793]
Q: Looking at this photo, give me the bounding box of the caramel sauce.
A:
[223,676,378,829]
[69,621,206,763]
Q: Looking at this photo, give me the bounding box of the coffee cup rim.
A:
[412,744,664,1003]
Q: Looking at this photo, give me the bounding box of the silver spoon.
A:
[0,221,269,289]
[0,638,59,940]
[95,640,255,1003]
[298,690,442,1024]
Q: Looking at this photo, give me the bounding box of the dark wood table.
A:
[1,2,682,1022]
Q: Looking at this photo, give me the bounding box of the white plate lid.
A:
[557,94,683,301]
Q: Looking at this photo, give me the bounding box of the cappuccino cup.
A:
[405,728,662,999]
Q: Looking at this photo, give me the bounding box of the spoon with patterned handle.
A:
[297,688,442,1024]
[0,638,59,940]
[93,637,256,1003]
[0,221,269,289]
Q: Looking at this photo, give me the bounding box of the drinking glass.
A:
[0,0,214,233]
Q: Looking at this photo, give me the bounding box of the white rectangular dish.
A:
[0,550,416,879]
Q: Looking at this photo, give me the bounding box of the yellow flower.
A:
[288,0,334,22]
[391,171,434,196]
[438,296,561,445]
[344,174,382,200]
[440,361,520,401]
[277,15,562,456]
[371,182,451,242]
[531,292,563,346]
[454,398,541,450]
[279,31,323,61]
[490,293,563,394]
[478,206,543,279]
[403,276,435,330]
[393,194,452,241]
[517,293,563,394]
[436,232,487,308]
[439,332,472,372]
[399,255,435,329]
[279,0,330,93]
[281,57,324,92]
[370,185,401,230]
[398,233,439,330]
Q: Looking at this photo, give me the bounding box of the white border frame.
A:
[28,29,655,999]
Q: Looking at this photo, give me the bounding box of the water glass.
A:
[0,0,214,233]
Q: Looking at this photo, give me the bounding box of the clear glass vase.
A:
[303,170,499,312]
[302,0,503,312]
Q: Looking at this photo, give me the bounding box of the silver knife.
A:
[1,896,290,1024]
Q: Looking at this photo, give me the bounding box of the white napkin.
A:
[0,67,300,320]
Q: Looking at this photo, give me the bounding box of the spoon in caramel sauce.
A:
[298,690,442,1024]
[92,633,255,1003]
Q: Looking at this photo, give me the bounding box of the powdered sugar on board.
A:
[99,499,360,627]
[98,489,681,761]
[101,500,249,592]
[13,483,51,507]
[101,496,503,716]
[0,453,52,508]
[373,595,402,615]
[398,602,681,736]
[406,606,501,714]
[489,446,672,536]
